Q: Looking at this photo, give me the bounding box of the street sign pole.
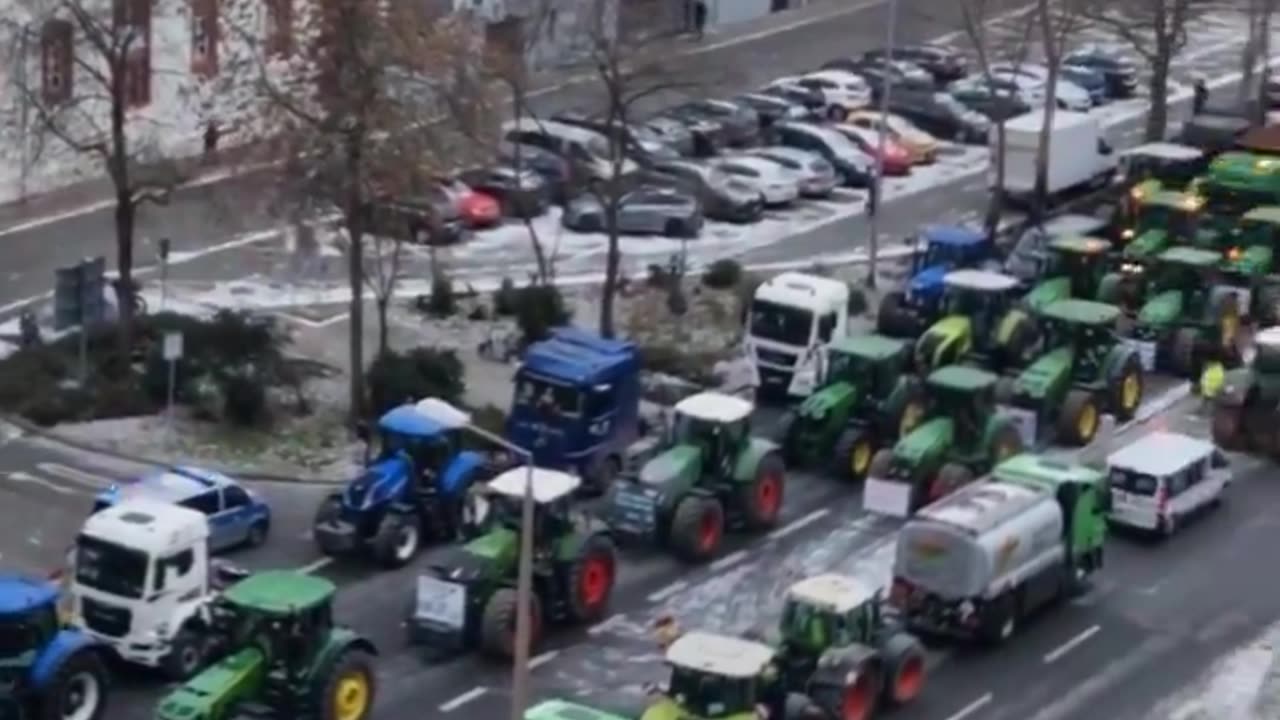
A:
[77,260,89,387]
[158,238,171,312]
[163,331,183,448]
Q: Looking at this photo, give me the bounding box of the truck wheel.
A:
[372,511,420,568]
[876,292,915,337]
[669,496,724,562]
[880,632,927,706]
[316,648,377,720]
[480,588,543,658]
[811,655,880,720]
[313,497,345,556]
[980,593,1018,645]
[834,428,876,482]
[1212,402,1244,450]
[1170,328,1199,378]
[737,453,785,530]
[1106,353,1144,421]
[930,463,972,504]
[1057,389,1100,446]
[566,534,617,623]
[36,649,109,720]
[161,625,205,681]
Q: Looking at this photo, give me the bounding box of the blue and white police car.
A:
[92,466,271,552]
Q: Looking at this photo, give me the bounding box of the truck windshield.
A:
[749,299,813,346]
[75,535,148,599]
[668,668,751,716]
[1108,467,1158,495]
[514,374,582,418]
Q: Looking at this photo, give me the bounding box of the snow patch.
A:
[1146,621,1280,720]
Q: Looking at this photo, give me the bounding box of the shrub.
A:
[640,344,719,386]
[702,259,743,289]
[221,372,268,427]
[493,277,518,316]
[427,274,457,317]
[366,347,466,418]
[515,284,571,345]
[646,264,671,289]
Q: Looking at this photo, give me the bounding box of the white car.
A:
[745,146,839,198]
[774,71,872,116]
[712,156,802,205]
[990,67,1091,111]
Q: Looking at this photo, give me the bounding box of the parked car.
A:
[644,158,765,222]
[989,64,1092,110]
[438,175,502,228]
[667,99,760,147]
[711,155,803,206]
[791,70,875,117]
[733,93,811,131]
[830,123,913,176]
[497,141,573,202]
[888,91,992,144]
[825,56,934,86]
[457,166,551,220]
[562,186,703,237]
[1060,64,1108,106]
[844,110,940,164]
[863,44,968,83]
[369,185,467,245]
[552,111,683,161]
[1065,45,1139,98]
[502,118,639,186]
[745,146,839,198]
[758,81,829,114]
[773,121,875,186]
[948,77,1034,121]
[658,108,729,155]
[641,116,698,156]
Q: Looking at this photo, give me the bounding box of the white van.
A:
[744,272,850,399]
[1106,431,1231,536]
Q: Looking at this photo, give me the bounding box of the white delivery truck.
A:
[890,454,1109,643]
[991,111,1116,204]
[744,271,850,399]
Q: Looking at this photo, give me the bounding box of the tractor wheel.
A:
[36,649,109,720]
[882,377,926,439]
[929,463,973,504]
[480,588,543,659]
[1106,353,1144,421]
[1214,293,1241,353]
[316,648,377,720]
[868,449,893,480]
[669,496,725,562]
[737,452,786,530]
[313,496,345,556]
[834,428,876,482]
[161,625,206,681]
[880,632,927,706]
[980,592,1019,645]
[1170,328,1200,378]
[877,292,916,337]
[810,653,881,720]
[1212,402,1245,450]
[566,534,617,623]
[372,511,421,568]
[1057,389,1101,446]
[1001,312,1041,368]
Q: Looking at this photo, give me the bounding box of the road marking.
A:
[36,463,113,489]
[647,580,688,604]
[710,549,748,572]
[944,692,993,720]
[439,687,487,712]
[6,471,73,494]
[768,508,830,540]
[530,650,559,668]
[298,556,334,574]
[589,614,626,635]
[1168,701,1206,720]
[1044,624,1101,664]
[275,311,350,329]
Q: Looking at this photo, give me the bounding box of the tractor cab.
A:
[777,574,882,674]
[1195,152,1280,245]
[1148,246,1222,302]
[925,366,997,445]
[1025,236,1113,311]
[208,571,339,675]
[1119,142,1206,194]
[916,270,1036,372]
[1038,300,1121,382]
[823,334,910,394]
[1225,206,1280,277]
[367,404,462,483]
[877,225,992,338]
[669,392,752,477]
[1121,189,1203,258]
[470,467,581,545]
[646,631,779,719]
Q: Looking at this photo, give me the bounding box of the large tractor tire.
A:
[882,378,927,439]
[1170,328,1200,378]
[316,647,378,720]
[36,649,109,720]
[1106,352,1144,421]
[834,427,877,482]
[160,624,206,681]
[997,311,1041,368]
[778,411,805,466]
[1057,389,1101,446]
[669,496,725,562]
[737,452,786,530]
[1214,293,1241,355]
[480,588,543,659]
[809,650,881,720]
[372,511,421,568]
[877,292,917,337]
[880,632,927,706]
[565,534,617,623]
[313,496,345,556]
[929,463,973,505]
[1212,401,1245,450]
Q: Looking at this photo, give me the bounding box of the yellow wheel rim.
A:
[1122,373,1140,410]
[851,441,872,476]
[334,673,370,720]
[900,402,925,436]
[1222,313,1238,349]
[1077,402,1098,441]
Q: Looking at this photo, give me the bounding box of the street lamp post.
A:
[415,398,535,720]
[867,0,899,289]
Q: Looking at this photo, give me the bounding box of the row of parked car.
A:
[371,43,1143,242]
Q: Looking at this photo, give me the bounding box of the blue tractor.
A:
[506,327,642,495]
[0,574,109,720]
[312,402,494,568]
[876,225,997,338]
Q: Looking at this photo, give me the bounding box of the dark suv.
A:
[863,45,967,84]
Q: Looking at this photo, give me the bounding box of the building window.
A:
[114,0,152,107]
[40,19,73,104]
[265,0,292,57]
[191,0,218,76]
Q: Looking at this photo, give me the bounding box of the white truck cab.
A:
[71,498,213,678]
[1105,431,1231,536]
[745,272,851,399]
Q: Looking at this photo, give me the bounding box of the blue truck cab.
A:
[506,327,642,493]
[312,402,490,568]
[876,225,993,337]
[0,574,108,720]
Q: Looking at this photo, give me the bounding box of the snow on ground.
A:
[1145,620,1280,720]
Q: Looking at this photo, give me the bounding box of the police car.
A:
[93,466,272,552]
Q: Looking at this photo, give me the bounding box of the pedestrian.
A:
[203,120,220,163]
[653,613,682,650]
[1193,76,1209,114]
[1199,359,1225,412]
[693,0,707,40]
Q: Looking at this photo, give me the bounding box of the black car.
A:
[844,63,936,103]
[668,100,759,147]
[643,159,765,223]
[551,111,682,161]
[497,141,572,202]
[1064,46,1139,99]
[657,107,728,156]
[458,166,551,219]
[772,122,873,187]
[948,79,1032,122]
[863,45,967,83]
[888,91,991,144]
[732,93,810,132]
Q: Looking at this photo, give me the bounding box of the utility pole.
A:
[510,461,535,720]
[867,0,898,290]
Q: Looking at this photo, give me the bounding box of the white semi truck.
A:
[889,454,1109,643]
[744,271,851,399]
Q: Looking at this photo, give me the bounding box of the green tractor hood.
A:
[892,417,953,467]
[1137,289,1183,327]
[156,646,267,720]
[1225,244,1273,275]
[1125,229,1168,259]
[917,315,971,369]
[797,380,858,420]
[1025,276,1072,312]
[463,526,519,576]
[639,444,703,491]
[1014,345,1074,401]
[641,697,756,720]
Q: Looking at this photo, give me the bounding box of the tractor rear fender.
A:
[811,642,882,691]
[553,529,611,563]
[1097,273,1124,304]
[440,451,489,497]
[307,630,379,690]
[31,628,100,690]
[1101,345,1138,383]
[732,438,780,483]
[1014,346,1074,405]
[1024,277,1071,313]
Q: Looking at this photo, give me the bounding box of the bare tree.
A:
[0,0,193,354]
[225,0,491,422]
[1031,0,1084,217]
[363,229,405,356]
[1241,0,1277,123]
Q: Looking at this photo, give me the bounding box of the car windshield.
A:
[75,535,148,599]
[780,598,840,646]
[706,167,733,186]
[749,299,814,346]
[1109,467,1159,496]
[514,373,582,417]
[668,669,752,716]
[818,129,860,154]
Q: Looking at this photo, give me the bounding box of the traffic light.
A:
[53,256,106,331]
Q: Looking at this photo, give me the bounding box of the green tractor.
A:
[1119,189,1203,260]
[1001,300,1145,447]
[1023,236,1115,312]
[605,391,785,562]
[1213,326,1280,455]
[526,700,629,720]
[863,365,1024,518]
[779,334,927,481]
[154,571,378,720]
[405,467,617,659]
[1120,246,1242,377]
[1218,206,1280,325]
[913,269,1041,374]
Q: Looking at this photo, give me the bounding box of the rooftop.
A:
[786,573,875,613]
[916,479,1045,535]
[223,571,336,615]
[1107,431,1215,476]
[1121,142,1203,160]
[487,466,580,503]
[1041,298,1121,325]
[927,364,997,390]
[943,269,1019,293]
[106,466,234,504]
[665,631,775,678]
[922,225,985,246]
[675,391,754,424]
[1048,236,1111,254]
[521,327,638,386]
[830,333,907,361]
[378,404,448,438]
[1256,326,1280,348]
[81,498,209,547]
[1244,206,1280,225]
[1158,246,1221,266]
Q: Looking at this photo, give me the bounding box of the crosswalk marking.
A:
[37,463,113,490]
[6,471,74,494]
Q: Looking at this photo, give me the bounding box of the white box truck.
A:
[990,110,1115,202]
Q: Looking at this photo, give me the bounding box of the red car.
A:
[439,177,501,228]
[832,124,912,176]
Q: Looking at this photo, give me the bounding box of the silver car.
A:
[561,186,703,237]
[642,117,696,156]
[745,146,839,198]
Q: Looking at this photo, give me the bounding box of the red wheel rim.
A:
[841,673,874,720]
[579,555,612,609]
[756,472,782,519]
[698,510,720,552]
[894,655,925,702]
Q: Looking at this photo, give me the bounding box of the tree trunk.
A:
[113,194,136,357]
[375,294,390,356]
[1256,1,1273,125]
[1242,0,1262,106]
[510,88,551,284]
[346,216,366,422]
[985,122,1007,238]
[1145,56,1171,141]
[1031,0,1059,221]
[599,189,620,338]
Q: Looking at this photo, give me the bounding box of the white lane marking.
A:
[6,471,73,494]
[439,687,487,712]
[276,311,349,329]
[589,613,626,635]
[710,549,748,572]
[298,556,333,574]
[530,650,559,669]
[944,692,993,720]
[647,580,688,604]
[36,463,113,489]
[768,508,830,540]
[1044,624,1101,664]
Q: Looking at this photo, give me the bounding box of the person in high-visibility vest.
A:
[1200,360,1225,408]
